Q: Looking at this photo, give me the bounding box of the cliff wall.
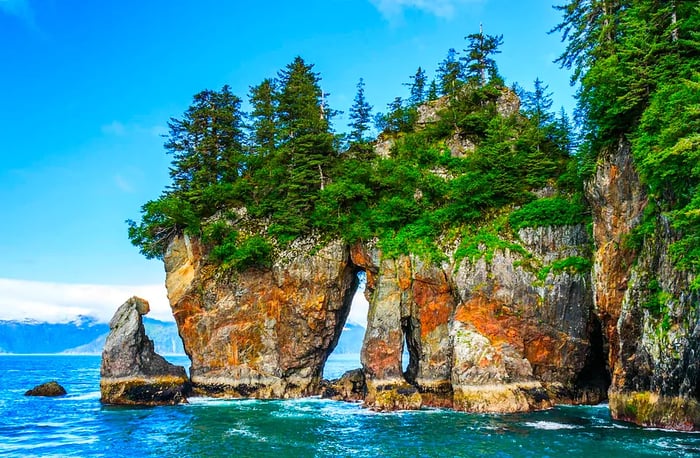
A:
[164,222,606,412]
[159,139,699,430]
[588,140,700,430]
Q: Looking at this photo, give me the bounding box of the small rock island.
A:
[100,296,189,406]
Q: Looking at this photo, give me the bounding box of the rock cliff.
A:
[165,235,356,398]
[100,296,189,405]
[163,220,606,413]
[152,126,697,429]
[588,140,700,431]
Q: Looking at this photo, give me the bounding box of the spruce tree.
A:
[406,67,427,106]
[426,79,439,101]
[348,78,373,145]
[436,48,462,96]
[462,27,503,86]
[165,85,246,203]
[274,56,336,234]
[523,78,554,129]
[248,78,278,160]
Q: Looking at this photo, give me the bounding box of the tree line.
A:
[554,0,700,289]
[128,28,580,270]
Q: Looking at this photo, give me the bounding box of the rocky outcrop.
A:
[588,139,700,431]
[163,221,605,413]
[25,381,66,397]
[321,368,366,402]
[349,223,604,413]
[165,235,355,398]
[100,296,189,406]
[156,139,698,428]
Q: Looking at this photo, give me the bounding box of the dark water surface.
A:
[1,355,699,457]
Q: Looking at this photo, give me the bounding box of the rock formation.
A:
[589,140,700,431]
[165,236,355,398]
[163,220,606,413]
[321,369,366,402]
[25,381,66,397]
[100,296,189,406]
[155,116,698,431]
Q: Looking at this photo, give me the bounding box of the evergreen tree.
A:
[426,79,439,101]
[436,48,463,96]
[551,107,575,156]
[522,78,554,129]
[554,0,700,280]
[462,27,504,86]
[383,97,414,133]
[406,67,427,106]
[248,78,278,160]
[274,56,336,233]
[165,85,246,202]
[348,78,373,144]
[277,56,329,141]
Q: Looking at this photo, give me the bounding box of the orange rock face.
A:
[163,222,606,412]
[586,140,646,378]
[165,235,356,398]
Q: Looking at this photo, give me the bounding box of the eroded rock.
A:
[165,235,355,399]
[100,296,189,406]
[25,381,66,397]
[321,368,366,402]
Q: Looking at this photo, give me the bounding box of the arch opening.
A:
[401,316,420,384]
[322,270,368,380]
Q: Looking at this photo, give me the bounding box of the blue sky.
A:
[0,0,576,322]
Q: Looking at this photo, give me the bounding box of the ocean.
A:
[1,354,698,457]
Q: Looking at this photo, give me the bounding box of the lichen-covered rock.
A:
[165,235,355,398]
[588,138,700,431]
[608,217,700,430]
[25,381,66,397]
[100,296,189,406]
[368,382,422,411]
[321,368,366,402]
[349,224,603,413]
[448,225,606,411]
[586,139,646,377]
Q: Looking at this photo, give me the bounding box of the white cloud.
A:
[0,278,173,323]
[114,174,134,193]
[348,289,369,328]
[101,120,126,136]
[369,0,484,20]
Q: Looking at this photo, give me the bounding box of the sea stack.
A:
[100,296,189,405]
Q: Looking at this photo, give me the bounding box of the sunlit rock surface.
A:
[100,296,188,406]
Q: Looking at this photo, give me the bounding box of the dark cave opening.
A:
[401,316,421,384]
[576,314,612,400]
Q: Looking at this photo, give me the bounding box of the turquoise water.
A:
[1,355,699,457]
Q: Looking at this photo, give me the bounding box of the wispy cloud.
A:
[114,174,134,193]
[100,120,166,138]
[0,278,173,323]
[369,0,484,20]
[0,0,38,30]
[101,121,127,136]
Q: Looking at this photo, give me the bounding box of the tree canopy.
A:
[128,29,586,271]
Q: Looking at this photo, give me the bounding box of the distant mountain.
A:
[333,322,365,355]
[0,317,109,354]
[0,316,185,355]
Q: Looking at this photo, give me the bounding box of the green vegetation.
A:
[509,196,588,231]
[554,1,700,286]
[128,28,583,270]
[537,256,592,282]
